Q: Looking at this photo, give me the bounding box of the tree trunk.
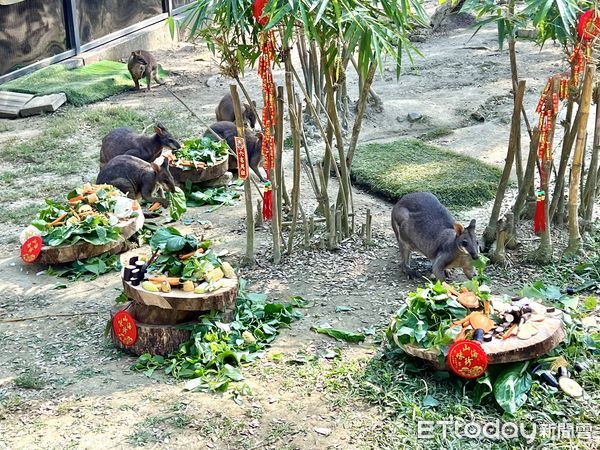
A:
[508,36,524,190]
[566,65,596,256]
[483,80,526,250]
[272,86,285,264]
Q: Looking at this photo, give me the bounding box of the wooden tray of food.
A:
[169,157,229,184]
[37,217,139,264]
[403,299,565,369]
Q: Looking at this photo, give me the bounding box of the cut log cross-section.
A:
[169,157,229,184]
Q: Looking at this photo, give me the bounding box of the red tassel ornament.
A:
[534,190,546,234]
[262,181,273,221]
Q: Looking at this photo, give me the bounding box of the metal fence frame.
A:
[0,0,187,84]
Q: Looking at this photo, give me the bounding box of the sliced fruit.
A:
[182,280,195,292]
[558,377,583,398]
[457,288,479,309]
[530,314,545,322]
[221,262,235,278]
[517,322,538,340]
[470,312,495,332]
[142,281,159,292]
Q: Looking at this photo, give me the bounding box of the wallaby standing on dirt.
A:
[128,50,163,91]
[96,155,176,207]
[391,192,479,281]
[100,123,180,168]
[204,121,265,182]
[215,93,258,129]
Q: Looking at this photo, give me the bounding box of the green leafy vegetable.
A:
[493,362,532,415]
[133,279,303,392]
[172,137,229,170]
[386,280,468,355]
[183,180,240,208]
[166,187,187,221]
[311,326,365,343]
[46,252,122,281]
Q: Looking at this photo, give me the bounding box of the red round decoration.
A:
[253,0,268,26]
[20,236,42,263]
[112,310,137,347]
[578,10,600,41]
[446,340,488,379]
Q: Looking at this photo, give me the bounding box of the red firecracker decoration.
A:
[534,190,546,234]
[578,10,600,41]
[253,0,269,26]
[446,340,488,379]
[20,235,42,263]
[257,30,277,174]
[262,181,273,220]
[112,310,137,347]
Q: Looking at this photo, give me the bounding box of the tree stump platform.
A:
[402,299,565,370]
[110,302,192,356]
[111,271,239,356]
[170,157,228,184]
[36,216,140,265]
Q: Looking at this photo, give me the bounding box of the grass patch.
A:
[352,138,501,209]
[0,61,168,106]
[14,368,45,390]
[420,126,453,141]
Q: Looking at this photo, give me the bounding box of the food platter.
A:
[169,156,229,184]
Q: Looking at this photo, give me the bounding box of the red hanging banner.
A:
[235,136,249,180]
[112,310,137,347]
[446,340,488,379]
[20,236,42,263]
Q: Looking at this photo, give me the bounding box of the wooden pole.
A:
[483,80,526,249]
[272,86,284,264]
[581,86,600,231]
[230,84,254,266]
[566,64,595,255]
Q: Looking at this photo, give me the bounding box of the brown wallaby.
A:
[96,155,176,207]
[100,123,180,168]
[204,121,265,182]
[215,93,258,129]
[127,50,163,91]
[391,192,479,281]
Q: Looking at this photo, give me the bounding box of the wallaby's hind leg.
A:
[133,77,140,90]
[391,213,415,279]
[145,71,152,91]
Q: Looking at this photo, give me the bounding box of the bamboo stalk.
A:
[513,127,540,218]
[350,56,381,108]
[284,66,302,255]
[534,78,561,261]
[581,85,600,230]
[230,84,254,266]
[365,209,372,246]
[483,80,526,249]
[346,62,377,167]
[272,87,284,264]
[566,64,595,255]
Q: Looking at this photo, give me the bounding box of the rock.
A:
[470,111,486,122]
[314,427,332,436]
[396,115,405,123]
[407,112,423,123]
[200,171,233,188]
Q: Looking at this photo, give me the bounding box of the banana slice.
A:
[559,377,583,398]
[517,322,539,340]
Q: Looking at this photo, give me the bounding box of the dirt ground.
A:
[0,3,596,449]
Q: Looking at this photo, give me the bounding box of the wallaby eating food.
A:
[100,123,180,168]
[127,50,163,91]
[96,155,176,207]
[204,121,265,182]
[391,192,479,280]
[215,93,258,129]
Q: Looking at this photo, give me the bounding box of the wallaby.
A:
[204,121,265,182]
[391,192,479,281]
[100,123,180,168]
[96,155,176,207]
[215,93,258,129]
[127,50,163,91]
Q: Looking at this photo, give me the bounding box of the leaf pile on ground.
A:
[133,280,306,392]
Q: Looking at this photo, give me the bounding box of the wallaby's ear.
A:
[454,223,464,236]
[467,219,476,230]
[131,51,137,57]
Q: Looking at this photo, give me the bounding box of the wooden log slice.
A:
[110,303,191,356]
[37,216,140,265]
[123,274,239,313]
[170,157,228,184]
[402,300,565,370]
